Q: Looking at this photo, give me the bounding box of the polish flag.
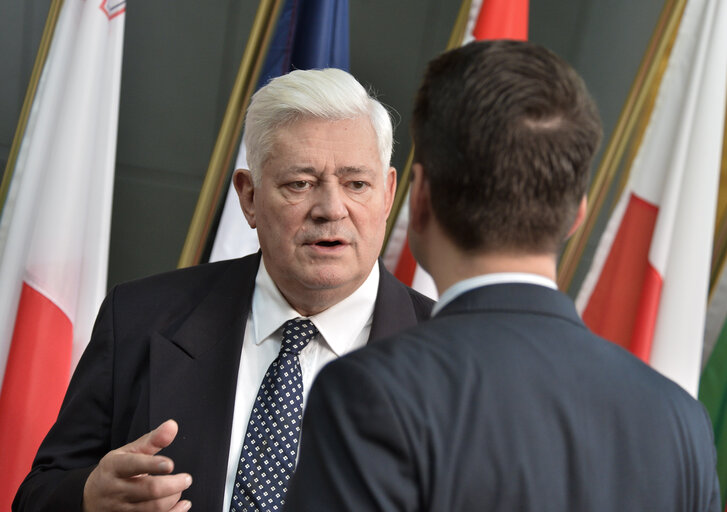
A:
[576,0,727,396]
[383,0,529,298]
[0,1,125,507]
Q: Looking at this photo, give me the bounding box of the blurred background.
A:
[0,0,663,289]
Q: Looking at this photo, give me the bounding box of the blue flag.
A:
[257,0,350,89]
[209,0,350,262]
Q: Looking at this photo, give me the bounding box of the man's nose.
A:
[310,183,348,221]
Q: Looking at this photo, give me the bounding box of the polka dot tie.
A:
[230,318,318,512]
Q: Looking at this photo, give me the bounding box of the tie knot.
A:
[281,318,318,355]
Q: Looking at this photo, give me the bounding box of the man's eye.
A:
[348,181,369,191]
[287,181,311,191]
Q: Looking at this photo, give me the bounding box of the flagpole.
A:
[178,0,284,268]
[709,108,727,296]
[382,0,473,252]
[0,0,64,219]
[557,0,686,291]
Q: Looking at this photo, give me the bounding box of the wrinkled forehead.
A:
[264,116,383,174]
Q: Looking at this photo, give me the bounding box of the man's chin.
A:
[298,264,366,291]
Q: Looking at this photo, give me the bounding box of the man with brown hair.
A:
[285,40,720,511]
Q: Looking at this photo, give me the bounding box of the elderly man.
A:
[285,41,720,511]
[13,69,433,512]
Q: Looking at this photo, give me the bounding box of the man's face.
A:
[236,116,396,314]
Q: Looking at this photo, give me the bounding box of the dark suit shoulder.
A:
[107,255,259,327]
[404,285,435,321]
[112,255,257,300]
[376,263,434,317]
[367,263,435,343]
[315,311,721,512]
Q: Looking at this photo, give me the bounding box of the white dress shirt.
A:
[222,259,380,510]
[432,272,557,316]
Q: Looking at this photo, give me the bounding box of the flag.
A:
[210,0,349,262]
[382,0,529,299]
[576,0,727,396]
[0,0,125,507]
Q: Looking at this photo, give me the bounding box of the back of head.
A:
[244,68,393,184]
[412,40,602,254]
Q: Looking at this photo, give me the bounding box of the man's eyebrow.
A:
[335,166,376,177]
[280,166,318,177]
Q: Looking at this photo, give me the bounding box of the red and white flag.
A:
[576,0,727,396]
[383,0,529,299]
[0,1,125,506]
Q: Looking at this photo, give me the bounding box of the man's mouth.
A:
[315,240,343,247]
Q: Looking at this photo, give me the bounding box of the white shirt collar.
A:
[432,272,557,316]
[251,258,380,356]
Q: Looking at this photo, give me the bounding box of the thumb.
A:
[127,419,179,456]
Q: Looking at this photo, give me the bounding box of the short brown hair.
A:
[411,40,602,253]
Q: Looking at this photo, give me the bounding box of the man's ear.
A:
[233,169,257,229]
[384,166,397,217]
[566,195,588,238]
[409,163,431,234]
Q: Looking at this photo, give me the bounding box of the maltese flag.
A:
[0,1,125,507]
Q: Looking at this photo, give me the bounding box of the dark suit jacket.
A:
[13,253,433,512]
[286,283,721,512]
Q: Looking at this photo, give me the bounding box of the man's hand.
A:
[83,419,193,512]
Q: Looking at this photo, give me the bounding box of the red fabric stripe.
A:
[629,263,663,362]
[582,193,659,354]
[394,238,417,286]
[0,283,72,510]
[474,0,529,41]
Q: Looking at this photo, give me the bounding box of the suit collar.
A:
[368,259,422,343]
[434,273,557,316]
[169,253,260,358]
[250,259,380,357]
[169,255,414,353]
[438,282,583,327]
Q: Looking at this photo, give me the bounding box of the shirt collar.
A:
[432,272,557,316]
[251,259,380,356]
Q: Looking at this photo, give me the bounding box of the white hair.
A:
[243,68,393,185]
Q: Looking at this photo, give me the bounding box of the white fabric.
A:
[209,142,260,262]
[462,0,486,45]
[0,0,124,385]
[433,273,557,316]
[412,263,439,299]
[222,259,379,510]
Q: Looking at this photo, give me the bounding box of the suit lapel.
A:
[368,262,421,343]
[150,253,260,510]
